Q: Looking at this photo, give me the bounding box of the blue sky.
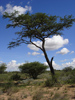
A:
[0,0,75,71]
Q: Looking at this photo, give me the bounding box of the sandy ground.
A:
[0,85,75,100]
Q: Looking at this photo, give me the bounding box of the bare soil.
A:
[0,84,75,100]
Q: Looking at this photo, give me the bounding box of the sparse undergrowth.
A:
[0,70,75,99]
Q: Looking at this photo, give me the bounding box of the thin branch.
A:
[30,41,43,51]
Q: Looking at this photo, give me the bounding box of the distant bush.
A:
[19,62,48,79]
[10,73,21,81]
[59,67,75,84]
[64,69,75,84]
[63,66,73,72]
[0,63,7,74]
[44,78,56,87]
[2,81,14,93]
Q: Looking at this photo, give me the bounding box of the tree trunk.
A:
[42,38,55,77]
[42,47,55,76]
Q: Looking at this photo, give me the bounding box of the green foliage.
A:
[64,69,75,84]
[0,63,7,74]
[3,12,75,48]
[19,62,47,79]
[44,77,57,87]
[58,67,75,84]
[3,11,75,79]
[10,73,21,81]
[63,66,73,72]
[2,81,14,93]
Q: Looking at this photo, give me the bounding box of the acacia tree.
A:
[19,62,47,79]
[3,12,75,78]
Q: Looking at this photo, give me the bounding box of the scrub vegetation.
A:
[0,63,75,100]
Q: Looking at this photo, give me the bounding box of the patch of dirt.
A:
[0,85,75,100]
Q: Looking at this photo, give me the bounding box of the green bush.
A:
[10,73,21,81]
[0,63,7,74]
[19,62,48,79]
[45,78,55,87]
[2,81,14,93]
[63,66,73,72]
[59,68,75,84]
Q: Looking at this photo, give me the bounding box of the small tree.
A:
[19,62,47,79]
[3,12,75,79]
[63,66,73,72]
[0,63,7,74]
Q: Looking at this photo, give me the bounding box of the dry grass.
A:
[0,84,75,100]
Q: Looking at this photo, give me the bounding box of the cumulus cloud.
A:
[6,60,23,71]
[56,48,70,55]
[44,58,75,70]
[45,36,69,50]
[44,61,61,70]
[28,41,42,51]
[62,58,75,68]
[70,51,74,54]
[0,4,32,15]
[32,52,40,56]
[28,52,40,56]
[28,35,69,51]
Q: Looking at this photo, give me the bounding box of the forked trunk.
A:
[42,38,55,78]
[42,47,55,76]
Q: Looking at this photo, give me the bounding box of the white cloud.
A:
[56,48,70,55]
[1,58,75,71]
[0,61,3,63]
[62,58,75,68]
[0,6,3,14]
[28,52,31,55]
[28,41,42,51]
[41,53,44,56]
[45,36,69,50]
[6,60,23,71]
[44,61,61,70]
[32,52,40,56]
[28,52,40,56]
[28,35,69,51]
[70,51,74,54]
[60,59,67,62]
[0,4,32,15]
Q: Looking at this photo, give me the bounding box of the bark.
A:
[43,48,55,75]
[42,38,55,76]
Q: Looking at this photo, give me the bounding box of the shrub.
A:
[10,73,21,81]
[33,90,44,100]
[19,62,48,79]
[2,81,14,93]
[44,78,55,87]
[63,66,73,72]
[0,63,7,74]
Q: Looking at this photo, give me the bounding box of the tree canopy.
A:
[3,12,75,78]
[19,62,48,79]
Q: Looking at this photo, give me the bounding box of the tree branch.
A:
[30,41,43,51]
